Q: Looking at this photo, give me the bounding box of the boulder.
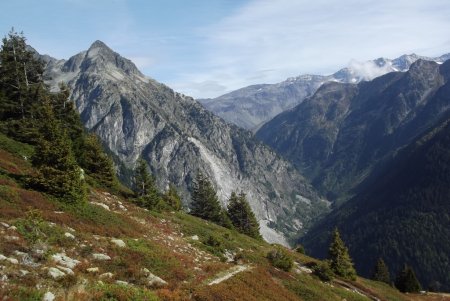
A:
[111,239,126,248]
[43,291,55,301]
[64,232,75,239]
[92,253,111,261]
[52,253,80,269]
[86,267,99,273]
[48,267,66,279]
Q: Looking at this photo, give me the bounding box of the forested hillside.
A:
[302,113,450,291]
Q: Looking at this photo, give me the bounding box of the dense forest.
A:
[302,112,450,291]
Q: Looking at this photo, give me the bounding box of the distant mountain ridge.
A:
[40,41,327,244]
[199,53,450,130]
[256,58,450,203]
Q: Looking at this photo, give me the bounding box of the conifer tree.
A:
[163,183,182,211]
[395,264,422,293]
[227,191,261,239]
[31,99,85,203]
[133,158,160,209]
[51,83,85,159]
[328,228,357,280]
[82,133,117,189]
[0,29,43,121]
[190,172,232,228]
[372,258,391,284]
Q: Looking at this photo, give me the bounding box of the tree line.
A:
[0,29,117,203]
[134,161,261,240]
[311,228,422,293]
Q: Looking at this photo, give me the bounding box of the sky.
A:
[1,0,450,98]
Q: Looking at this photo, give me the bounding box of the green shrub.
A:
[295,245,305,254]
[0,185,19,203]
[267,248,293,272]
[312,260,335,282]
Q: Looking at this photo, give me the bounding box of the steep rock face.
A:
[301,113,450,291]
[43,41,327,243]
[257,59,450,203]
[200,53,449,130]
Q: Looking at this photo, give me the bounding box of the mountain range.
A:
[256,58,450,204]
[199,53,450,131]
[40,41,328,244]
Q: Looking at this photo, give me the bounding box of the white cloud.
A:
[170,0,450,98]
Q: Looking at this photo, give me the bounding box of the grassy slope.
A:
[0,133,447,301]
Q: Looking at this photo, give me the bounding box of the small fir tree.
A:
[134,158,155,197]
[328,228,357,280]
[133,158,160,210]
[395,264,422,293]
[372,258,391,285]
[227,191,261,239]
[190,171,232,228]
[163,183,182,211]
[31,99,85,203]
[82,133,118,189]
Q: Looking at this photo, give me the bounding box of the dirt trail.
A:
[207,265,251,285]
[333,279,381,301]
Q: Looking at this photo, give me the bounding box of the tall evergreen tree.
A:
[82,133,117,189]
[0,29,43,122]
[31,99,85,203]
[372,258,391,285]
[395,264,422,293]
[190,172,232,228]
[227,191,261,239]
[328,228,357,280]
[133,158,160,209]
[51,83,85,160]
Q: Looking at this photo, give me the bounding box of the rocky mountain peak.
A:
[80,40,141,77]
[42,43,326,244]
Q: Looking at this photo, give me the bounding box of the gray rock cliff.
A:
[43,41,327,244]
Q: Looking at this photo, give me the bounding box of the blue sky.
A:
[1,0,450,98]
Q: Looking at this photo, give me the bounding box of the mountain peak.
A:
[89,40,110,50]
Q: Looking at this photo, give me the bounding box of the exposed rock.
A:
[48,267,66,279]
[6,257,18,264]
[43,291,55,301]
[141,268,167,288]
[64,232,75,239]
[51,253,80,269]
[111,239,126,248]
[0,222,10,228]
[115,280,129,286]
[190,235,199,241]
[90,202,110,211]
[7,226,17,231]
[99,272,114,279]
[86,267,99,273]
[19,269,30,276]
[92,253,111,261]
[57,265,74,275]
